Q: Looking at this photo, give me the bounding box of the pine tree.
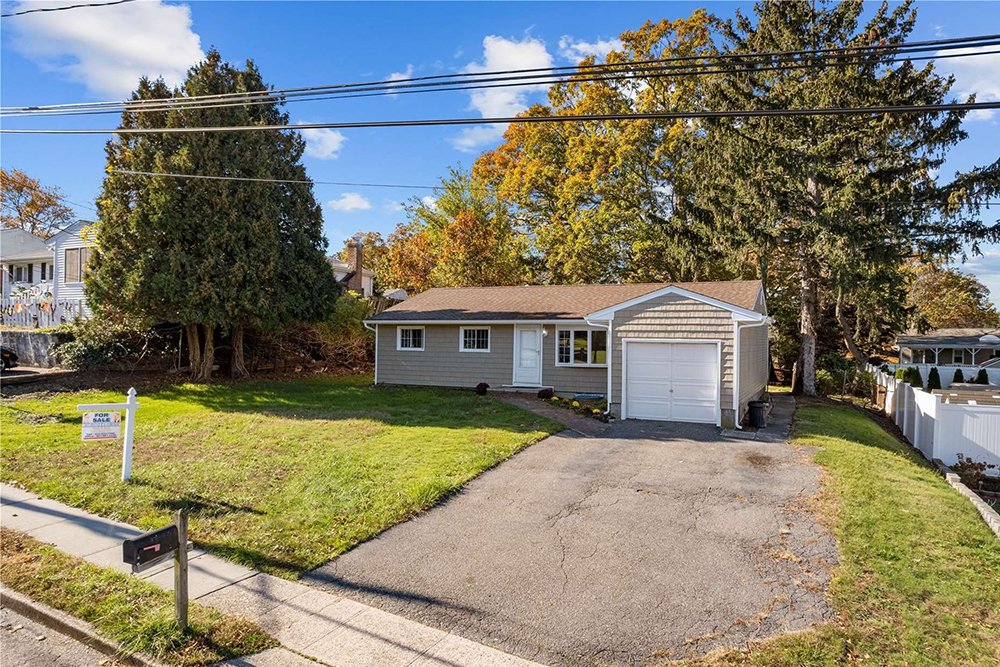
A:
[682,0,997,395]
[975,368,989,385]
[952,368,964,384]
[89,51,337,379]
[926,367,941,391]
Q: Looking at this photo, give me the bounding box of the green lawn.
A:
[1,376,561,577]
[1,528,276,666]
[685,400,1000,667]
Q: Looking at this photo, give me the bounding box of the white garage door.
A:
[624,342,719,423]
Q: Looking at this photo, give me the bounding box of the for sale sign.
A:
[82,411,121,441]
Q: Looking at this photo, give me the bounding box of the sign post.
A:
[122,509,189,632]
[174,509,189,632]
[77,387,140,481]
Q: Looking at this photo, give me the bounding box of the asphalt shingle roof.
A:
[369,280,762,322]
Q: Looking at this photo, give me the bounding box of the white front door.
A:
[513,325,543,386]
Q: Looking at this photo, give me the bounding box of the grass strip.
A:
[0,528,276,666]
[1,375,562,577]
[680,399,1000,666]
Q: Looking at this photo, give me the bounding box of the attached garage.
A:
[623,341,720,423]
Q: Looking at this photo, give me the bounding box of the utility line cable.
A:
[1,0,136,18]
[110,169,438,190]
[4,32,998,115]
[4,101,998,135]
[6,46,998,119]
[111,170,1000,207]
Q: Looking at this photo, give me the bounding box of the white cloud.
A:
[298,125,346,160]
[421,196,438,210]
[387,64,414,82]
[327,193,372,212]
[936,46,1000,121]
[451,35,554,151]
[8,0,203,99]
[558,35,623,62]
[384,201,406,213]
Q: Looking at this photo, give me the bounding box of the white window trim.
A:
[459,326,491,353]
[396,326,425,352]
[555,327,608,368]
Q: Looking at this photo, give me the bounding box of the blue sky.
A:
[2,1,999,301]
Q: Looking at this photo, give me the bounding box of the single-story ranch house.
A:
[366,280,769,428]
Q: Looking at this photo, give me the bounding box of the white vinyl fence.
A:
[1,296,85,328]
[873,365,1000,467]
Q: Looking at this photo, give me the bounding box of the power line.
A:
[4,32,998,116]
[1,0,136,18]
[4,101,998,135]
[110,169,438,190]
[110,170,1000,207]
[6,45,999,119]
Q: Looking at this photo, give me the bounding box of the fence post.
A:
[930,393,942,461]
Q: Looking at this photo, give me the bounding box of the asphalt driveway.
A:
[305,410,837,666]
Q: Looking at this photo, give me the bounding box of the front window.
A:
[954,349,968,365]
[397,327,424,351]
[460,327,490,352]
[64,248,95,283]
[557,328,607,366]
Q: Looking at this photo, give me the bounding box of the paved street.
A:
[307,416,838,666]
[0,607,122,667]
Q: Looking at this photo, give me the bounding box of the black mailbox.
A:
[123,525,179,567]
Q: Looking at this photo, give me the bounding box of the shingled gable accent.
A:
[585,284,766,322]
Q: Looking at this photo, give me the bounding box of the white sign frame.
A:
[77,387,140,482]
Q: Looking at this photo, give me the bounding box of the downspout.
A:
[585,316,613,415]
[363,321,378,385]
[733,317,771,429]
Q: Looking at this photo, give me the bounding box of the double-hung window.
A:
[953,349,968,365]
[397,326,425,351]
[64,247,94,284]
[556,328,607,366]
[460,327,490,352]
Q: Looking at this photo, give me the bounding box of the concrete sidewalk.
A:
[1,484,544,667]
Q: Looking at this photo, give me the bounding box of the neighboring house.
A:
[1,228,54,298]
[366,280,770,428]
[897,328,1000,368]
[46,220,96,315]
[329,237,375,296]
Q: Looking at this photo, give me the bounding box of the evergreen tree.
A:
[926,366,941,391]
[681,0,997,395]
[89,51,337,379]
[952,368,964,384]
[975,368,989,385]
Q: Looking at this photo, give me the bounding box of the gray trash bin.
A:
[748,400,768,429]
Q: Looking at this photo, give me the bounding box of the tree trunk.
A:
[185,323,201,378]
[199,324,215,381]
[231,322,249,379]
[836,289,869,367]
[799,265,819,396]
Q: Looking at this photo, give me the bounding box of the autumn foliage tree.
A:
[1,168,75,238]
[384,168,532,292]
[475,12,730,284]
[907,263,1000,329]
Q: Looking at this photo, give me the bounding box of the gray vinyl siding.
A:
[611,293,737,427]
[541,324,608,396]
[376,322,609,396]
[376,324,514,389]
[738,324,769,422]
